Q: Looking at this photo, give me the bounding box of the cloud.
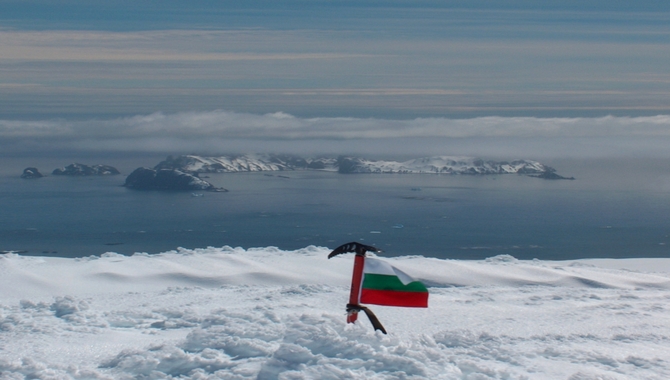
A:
[1,26,668,120]
[4,111,670,139]
[2,111,670,158]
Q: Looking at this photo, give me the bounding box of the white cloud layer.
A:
[4,111,670,139]
[3,111,670,159]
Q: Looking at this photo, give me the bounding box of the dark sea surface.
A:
[2,158,669,260]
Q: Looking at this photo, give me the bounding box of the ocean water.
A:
[2,158,670,259]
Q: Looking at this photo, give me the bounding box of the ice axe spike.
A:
[347,303,387,334]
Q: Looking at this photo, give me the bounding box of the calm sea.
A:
[2,157,669,260]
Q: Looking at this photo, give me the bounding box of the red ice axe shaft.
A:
[347,253,365,323]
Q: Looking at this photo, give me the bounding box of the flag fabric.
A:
[358,257,428,308]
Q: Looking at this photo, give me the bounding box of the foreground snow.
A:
[1,246,670,379]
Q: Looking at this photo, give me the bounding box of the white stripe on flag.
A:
[363,257,415,285]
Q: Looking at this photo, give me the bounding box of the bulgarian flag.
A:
[328,242,428,332]
[356,257,429,308]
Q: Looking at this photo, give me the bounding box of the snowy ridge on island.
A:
[2,246,669,379]
[155,154,338,173]
[155,154,565,177]
[337,156,549,174]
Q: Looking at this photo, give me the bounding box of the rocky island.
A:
[123,167,227,192]
[20,167,44,179]
[52,163,120,176]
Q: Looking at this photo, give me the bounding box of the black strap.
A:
[347,303,387,334]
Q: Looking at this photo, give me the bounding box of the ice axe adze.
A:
[328,242,387,334]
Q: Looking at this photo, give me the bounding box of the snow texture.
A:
[338,156,548,175]
[155,155,338,173]
[2,247,670,379]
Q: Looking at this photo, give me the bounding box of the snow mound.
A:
[2,247,670,379]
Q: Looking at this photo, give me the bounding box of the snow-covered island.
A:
[124,154,573,191]
[154,154,574,179]
[337,156,566,176]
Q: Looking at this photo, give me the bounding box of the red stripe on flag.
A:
[360,289,428,308]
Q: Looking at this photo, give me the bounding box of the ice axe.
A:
[328,242,387,334]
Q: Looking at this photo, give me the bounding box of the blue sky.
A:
[1,1,669,157]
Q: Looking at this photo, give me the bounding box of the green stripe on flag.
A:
[362,273,428,293]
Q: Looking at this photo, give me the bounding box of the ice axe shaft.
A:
[347,254,365,323]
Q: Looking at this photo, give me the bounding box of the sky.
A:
[1,1,670,159]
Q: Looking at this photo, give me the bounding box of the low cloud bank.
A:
[3,111,670,158]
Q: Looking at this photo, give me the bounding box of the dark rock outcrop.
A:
[21,167,44,179]
[52,163,120,176]
[123,167,227,192]
[337,156,360,174]
[530,171,575,180]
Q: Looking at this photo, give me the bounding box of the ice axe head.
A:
[327,242,381,258]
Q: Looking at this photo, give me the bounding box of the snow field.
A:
[1,246,670,379]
